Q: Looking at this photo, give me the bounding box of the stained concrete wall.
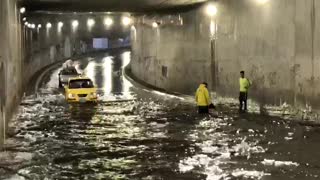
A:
[0,0,22,147]
[131,9,212,95]
[131,0,320,109]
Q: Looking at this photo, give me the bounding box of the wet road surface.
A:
[2,50,320,180]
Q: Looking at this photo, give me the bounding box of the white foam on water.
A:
[232,139,265,158]
[150,90,185,100]
[21,133,37,142]
[206,166,225,180]
[262,159,299,167]
[231,169,269,179]
[15,152,33,161]
[100,108,133,114]
[180,114,268,179]
[45,68,61,89]
[284,137,293,140]
[288,132,294,136]
[17,168,31,175]
[147,132,167,138]
[4,175,25,180]
[149,122,168,128]
[180,153,270,180]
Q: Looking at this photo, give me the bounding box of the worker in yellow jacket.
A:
[239,71,251,112]
[195,82,212,114]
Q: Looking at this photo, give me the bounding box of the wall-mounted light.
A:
[20,7,26,14]
[122,17,132,26]
[87,18,95,27]
[104,17,113,26]
[57,22,63,33]
[58,22,64,28]
[72,20,79,28]
[152,22,159,28]
[206,4,218,17]
[22,17,27,21]
[46,22,52,29]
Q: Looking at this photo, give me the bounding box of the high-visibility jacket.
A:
[239,78,251,92]
[195,84,211,106]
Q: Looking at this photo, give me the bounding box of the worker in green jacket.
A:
[239,71,251,112]
[195,82,212,114]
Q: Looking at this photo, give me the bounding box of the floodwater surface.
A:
[1,51,320,180]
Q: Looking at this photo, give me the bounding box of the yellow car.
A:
[64,77,98,103]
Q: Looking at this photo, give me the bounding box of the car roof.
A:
[69,76,92,81]
[60,68,77,73]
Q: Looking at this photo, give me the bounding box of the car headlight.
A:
[68,93,75,99]
[90,92,97,97]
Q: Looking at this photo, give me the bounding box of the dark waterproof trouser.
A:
[239,92,248,111]
[198,106,209,114]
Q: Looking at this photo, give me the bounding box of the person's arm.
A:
[246,78,252,88]
[205,89,211,105]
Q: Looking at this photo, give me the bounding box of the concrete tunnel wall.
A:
[131,0,320,109]
[0,0,78,147]
[0,2,130,147]
[0,0,22,147]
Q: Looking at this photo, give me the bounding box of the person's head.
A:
[240,71,245,78]
[202,82,208,88]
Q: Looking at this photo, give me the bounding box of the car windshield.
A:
[69,79,94,89]
[61,68,78,75]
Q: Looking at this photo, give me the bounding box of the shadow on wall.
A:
[64,37,72,58]
[0,61,5,146]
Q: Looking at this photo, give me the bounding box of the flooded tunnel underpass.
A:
[1,51,320,180]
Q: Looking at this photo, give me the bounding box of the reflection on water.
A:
[84,61,96,86]
[80,51,133,101]
[121,51,133,94]
[102,56,113,95]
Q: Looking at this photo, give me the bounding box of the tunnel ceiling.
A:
[23,0,208,13]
